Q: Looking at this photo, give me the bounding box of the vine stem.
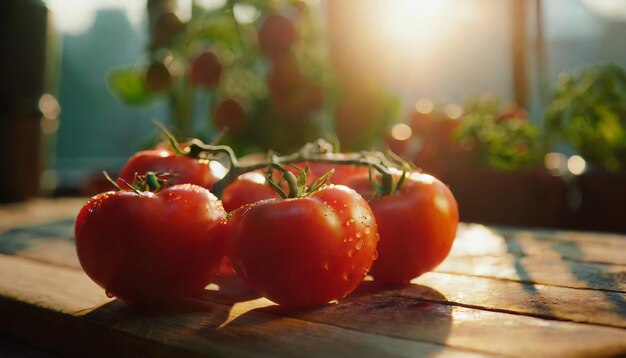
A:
[186,139,397,198]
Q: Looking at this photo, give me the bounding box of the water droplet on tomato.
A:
[323,261,329,270]
[347,249,354,257]
[345,220,351,226]
[105,290,114,298]
[349,218,355,223]
[372,250,379,260]
[342,273,349,281]
[364,226,372,235]
[355,232,362,238]
[356,240,364,250]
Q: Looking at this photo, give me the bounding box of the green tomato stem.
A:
[186,139,400,198]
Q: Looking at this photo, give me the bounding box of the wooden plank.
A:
[4,221,626,276]
[286,292,626,357]
[5,220,626,275]
[451,224,626,265]
[437,254,626,292]
[3,254,626,357]
[2,221,625,326]
[0,254,481,357]
[1,200,626,355]
[410,272,626,328]
[6,236,626,330]
[0,198,84,233]
[205,272,626,330]
[4,233,624,296]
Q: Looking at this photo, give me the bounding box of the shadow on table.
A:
[79,282,453,355]
[0,219,74,255]
[221,283,453,352]
[504,237,555,317]
[550,241,626,318]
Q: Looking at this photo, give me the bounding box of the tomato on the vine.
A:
[213,98,246,134]
[221,171,280,212]
[227,184,379,307]
[346,170,459,285]
[258,13,297,57]
[118,148,226,190]
[303,157,370,187]
[75,182,227,304]
[189,51,222,88]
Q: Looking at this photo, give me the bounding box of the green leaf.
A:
[295,166,307,195]
[106,66,155,107]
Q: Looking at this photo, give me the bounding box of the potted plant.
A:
[545,63,626,232]
[389,96,570,229]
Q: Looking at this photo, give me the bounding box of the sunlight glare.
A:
[391,123,413,141]
[218,297,275,329]
[47,0,146,35]
[449,224,507,257]
[377,0,454,56]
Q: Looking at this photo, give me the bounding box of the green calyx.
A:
[265,163,335,199]
[103,170,174,195]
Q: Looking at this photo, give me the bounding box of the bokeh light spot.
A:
[443,104,463,119]
[391,123,413,141]
[567,155,586,175]
[415,98,434,114]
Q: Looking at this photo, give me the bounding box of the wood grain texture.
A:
[437,254,626,292]
[287,292,626,357]
[412,272,626,328]
[0,254,482,357]
[1,199,626,357]
[451,224,626,265]
[2,253,626,357]
[0,198,85,233]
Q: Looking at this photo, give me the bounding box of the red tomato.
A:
[75,184,227,304]
[258,13,297,57]
[266,54,304,95]
[213,98,247,134]
[118,149,226,190]
[303,158,370,186]
[190,51,222,88]
[364,171,459,285]
[146,62,172,92]
[227,185,379,307]
[221,171,280,212]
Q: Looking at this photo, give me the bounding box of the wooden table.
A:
[0,198,625,357]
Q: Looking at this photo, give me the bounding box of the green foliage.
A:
[107,0,399,154]
[545,63,626,171]
[455,97,544,171]
[107,66,155,107]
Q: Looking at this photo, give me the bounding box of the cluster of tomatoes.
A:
[74,139,459,308]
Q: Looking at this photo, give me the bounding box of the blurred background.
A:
[1,0,625,232]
